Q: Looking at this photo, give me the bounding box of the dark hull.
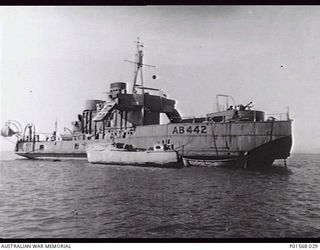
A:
[183,135,292,169]
[246,135,292,168]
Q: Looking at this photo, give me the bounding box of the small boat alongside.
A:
[86,142,180,168]
[182,156,246,168]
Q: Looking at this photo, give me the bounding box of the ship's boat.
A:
[86,142,179,167]
[182,157,246,168]
[1,39,293,168]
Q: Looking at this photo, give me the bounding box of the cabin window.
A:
[212,116,224,122]
[74,143,79,149]
[39,145,44,150]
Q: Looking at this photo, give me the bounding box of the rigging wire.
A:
[3,137,17,144]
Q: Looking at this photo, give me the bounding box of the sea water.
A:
[0,152,319,238]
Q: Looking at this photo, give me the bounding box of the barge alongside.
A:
[1,39,292,168]
[86,142,179,167]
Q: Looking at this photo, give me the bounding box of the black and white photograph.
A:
[0,6,320,241]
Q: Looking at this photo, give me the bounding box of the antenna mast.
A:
[125,37,155,94]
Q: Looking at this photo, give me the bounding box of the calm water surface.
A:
[0,153,319,238]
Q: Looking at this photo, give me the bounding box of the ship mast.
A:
[125,37,155,94]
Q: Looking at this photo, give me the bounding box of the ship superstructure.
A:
[1,39,292,168]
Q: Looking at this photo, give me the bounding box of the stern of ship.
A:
[245,134,292,168]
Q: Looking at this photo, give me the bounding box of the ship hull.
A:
[245,134,292,168]
[16,152,87,160]
[15,120,292,168]
[182,135,292,168]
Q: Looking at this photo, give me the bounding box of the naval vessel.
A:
[1,39,292,168]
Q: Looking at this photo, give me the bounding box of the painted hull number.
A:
[172,125,207,135]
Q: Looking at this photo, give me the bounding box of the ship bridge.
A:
[99,82,181,126]
[74,81,182,139]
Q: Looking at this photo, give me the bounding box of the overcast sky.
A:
[1,6,320,153]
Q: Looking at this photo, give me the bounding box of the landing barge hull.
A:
[15,120,292,168]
